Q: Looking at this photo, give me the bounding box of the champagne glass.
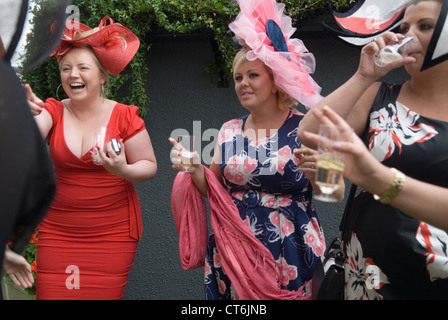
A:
[94,126,107,152]
[314,125,347,203]
[92,126,107,165]
[374,36,415,67]
[177,135,195,172]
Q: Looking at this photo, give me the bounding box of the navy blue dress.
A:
[204,110,325,300]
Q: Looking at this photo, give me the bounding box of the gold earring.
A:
[56,84,63,100]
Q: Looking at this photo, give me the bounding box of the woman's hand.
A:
[295,144,345,202]
[294,145,318,183]
[2,246,34,288]
[295,145,323,196]
[91,139,128,174]
[302,106,382,189]
[93,131,156,183]
[357,32,416,81]
[24,84,45,116]
[169,137,201,175]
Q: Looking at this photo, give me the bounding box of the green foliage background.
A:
[22,0,353,116]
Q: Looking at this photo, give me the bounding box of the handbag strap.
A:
[337,183,357,249]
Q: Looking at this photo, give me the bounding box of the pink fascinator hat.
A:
[229,0,323,109]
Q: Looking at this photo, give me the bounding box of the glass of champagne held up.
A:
[177,135,195,172]
[314,124,348,203]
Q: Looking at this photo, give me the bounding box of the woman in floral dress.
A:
[202,63,327,298]
[170,0,337,299]
[171,49,332,299]
[298,0,448,299]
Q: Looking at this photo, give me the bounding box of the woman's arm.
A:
[298,74,379,143]
[24,84,44,116]
[297,32,415,147]
[304,106,448,232]
[169,138,223,197]
[24,84,53,139]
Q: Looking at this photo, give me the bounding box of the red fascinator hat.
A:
[52,17,140,76]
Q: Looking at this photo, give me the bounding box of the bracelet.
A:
[373,168,405,204]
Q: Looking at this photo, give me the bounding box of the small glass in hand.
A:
[314,124,347,203]
[374,36,415,67]
[177,135,195,172]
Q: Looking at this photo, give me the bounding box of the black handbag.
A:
[312,184,357,300]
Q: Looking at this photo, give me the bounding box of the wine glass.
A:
[374,36,415,67]
[177,135,195,172]
[314,125,348,203]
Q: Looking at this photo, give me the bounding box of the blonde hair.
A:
[233,49,297,111]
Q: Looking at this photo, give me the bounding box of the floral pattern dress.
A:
[204,109,326,300]
[344,83,448,299]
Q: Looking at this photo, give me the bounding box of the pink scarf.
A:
[171,166,310,300]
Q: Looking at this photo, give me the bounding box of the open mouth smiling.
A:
[70,82,85,90]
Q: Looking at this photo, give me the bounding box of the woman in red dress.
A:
[26,17,157,299]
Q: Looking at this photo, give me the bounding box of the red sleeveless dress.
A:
[36,99,144,300]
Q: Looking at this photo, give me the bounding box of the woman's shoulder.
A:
[110,100,146,138]
[285,108,305,125]
[44,97,64,107]
[112,101,142,120]
[111,100,139,112]
[220,116,246,131]
[44,98,64,118]
[371,82,402,109]
[290,108,304,118]
[217,116,245,145]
